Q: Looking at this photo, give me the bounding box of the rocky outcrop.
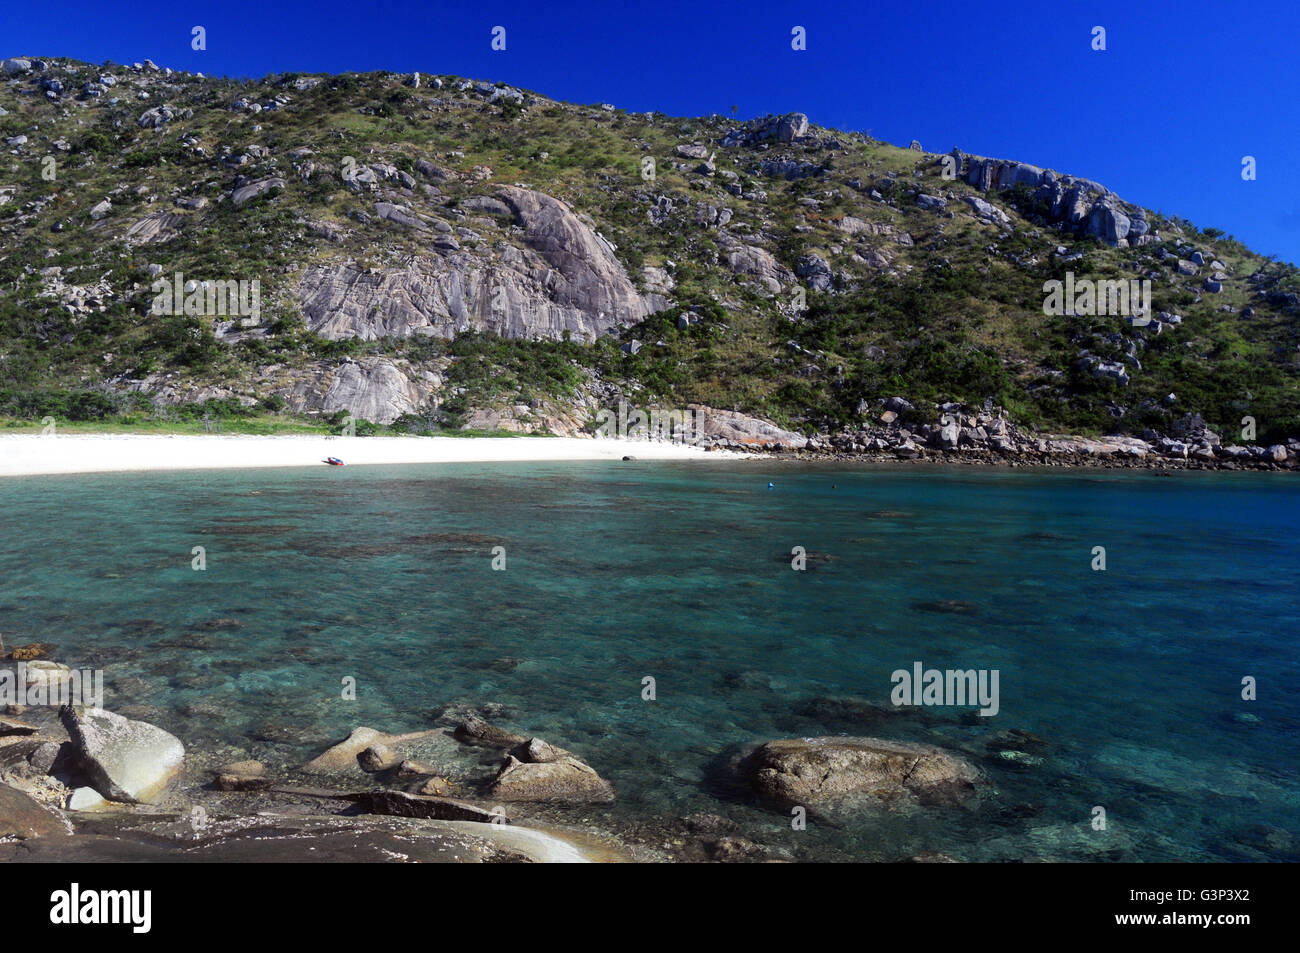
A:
[687,404,808,449]
[132,354,596,429]
[459,395,598,436]
[59,706,184,804]
[755,158,824,180]
[489,756,615,803]
[957,152,1150,247]
[963,195,1010,224]
[298,186,661,343]
[1088,200,1131,245]
[746,736,978,808]
[138,104,181,128]
[124,211,186,244]
[722,112,810,147]
[1078,354,1131,387]
[231,176,286,208]
[720,241,794,294]
[796,254,834,291]
[36,270,111,316]
[965,158,1050,192]
[792,396,1300,468]
[497,185,659,326]
[768,113,809,143]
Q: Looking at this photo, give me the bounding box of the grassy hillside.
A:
[1,58,1297,442]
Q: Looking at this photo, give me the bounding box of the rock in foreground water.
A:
[489,754,617,803]
[453,715,527,749]
[747,736,977,808]
[303,726,436,774]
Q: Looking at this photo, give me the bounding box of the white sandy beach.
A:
[0,433,739,477]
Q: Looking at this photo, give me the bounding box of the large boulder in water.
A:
[489,754,616,803]
[59,706,184,804]
[745,737,977,809]
[486,736,615,803]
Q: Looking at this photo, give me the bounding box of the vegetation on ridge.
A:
[0,57,1296,442]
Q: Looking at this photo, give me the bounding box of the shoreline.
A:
[7,651,1288,863]
[0,433,740,478]
[0,432,1294,478]
[768,446,1299,472]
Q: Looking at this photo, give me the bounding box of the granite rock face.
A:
[747,112,809,144]
[279,357,442,424]
[298,186,661,343]
[721,241,795,294]
[133,356,444,426]
[124,211,186,244]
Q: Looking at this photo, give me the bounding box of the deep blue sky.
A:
[5,0,1298,264]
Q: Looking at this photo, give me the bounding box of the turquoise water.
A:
[1,461,1296,861]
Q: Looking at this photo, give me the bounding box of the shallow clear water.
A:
[1,460,1296,861]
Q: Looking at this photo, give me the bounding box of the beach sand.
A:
[0,433,738,477]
